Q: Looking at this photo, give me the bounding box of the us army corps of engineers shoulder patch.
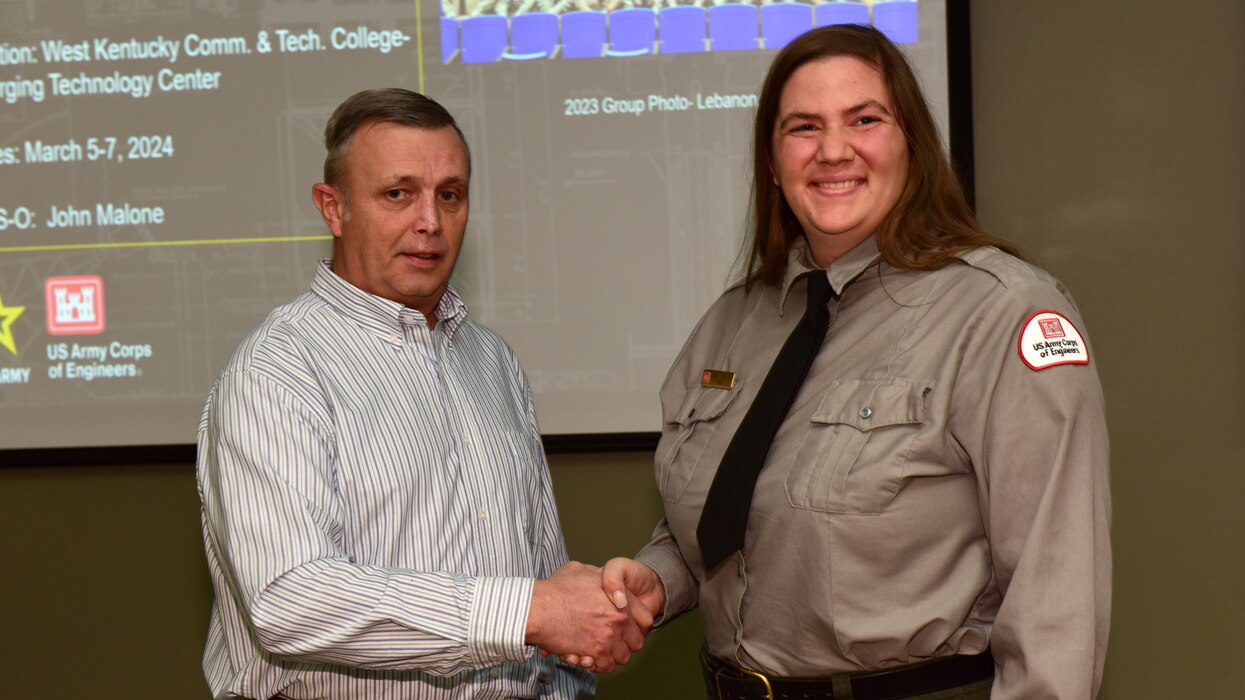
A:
[1018,310,1090,371]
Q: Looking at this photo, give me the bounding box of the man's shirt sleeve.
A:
[510,359,597,699]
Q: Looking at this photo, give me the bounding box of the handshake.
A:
[524,558,666,673]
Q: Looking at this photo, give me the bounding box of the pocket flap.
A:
[810,378,931,430]
[665,382,742,428]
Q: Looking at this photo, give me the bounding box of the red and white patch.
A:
[1018,310,1089,371]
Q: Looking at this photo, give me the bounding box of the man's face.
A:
[314,122,469,325]
[770,56,910,266]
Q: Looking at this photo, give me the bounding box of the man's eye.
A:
[385,189,404,200]
[439,191,459,202]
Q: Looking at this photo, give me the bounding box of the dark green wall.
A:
[970,1,1245,695]
[3,1,1243,696]
[1,463,211,697]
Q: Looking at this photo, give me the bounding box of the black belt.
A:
[701,647,994,700]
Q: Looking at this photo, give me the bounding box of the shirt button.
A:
[859,406,873,419]
[479,509,488,522]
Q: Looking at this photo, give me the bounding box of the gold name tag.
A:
[700,369,736,389]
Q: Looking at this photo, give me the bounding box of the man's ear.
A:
[312,183,345,238]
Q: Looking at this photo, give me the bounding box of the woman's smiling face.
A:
[770,56,910,266]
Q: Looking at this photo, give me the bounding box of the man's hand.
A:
[525,561,646,673]
[560,558,668,671]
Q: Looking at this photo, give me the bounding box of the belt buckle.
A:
[719,663,774,700]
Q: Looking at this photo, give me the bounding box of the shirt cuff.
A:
[468,576,533,666]
[635,545,695,627]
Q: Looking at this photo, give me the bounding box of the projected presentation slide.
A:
[0,0,944,451]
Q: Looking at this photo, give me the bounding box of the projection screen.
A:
[0,0,951,453]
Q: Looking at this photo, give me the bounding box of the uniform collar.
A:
[777,236,882,315]
[311,260,468,343]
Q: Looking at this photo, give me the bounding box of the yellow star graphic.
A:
[0,292,26,356]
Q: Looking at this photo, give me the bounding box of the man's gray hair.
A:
[322,88,471,204]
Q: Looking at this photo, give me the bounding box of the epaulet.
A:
[956,246,1048,292]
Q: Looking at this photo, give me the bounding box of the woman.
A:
[600,24,1110,699]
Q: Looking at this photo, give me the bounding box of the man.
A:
[197,88,640,700]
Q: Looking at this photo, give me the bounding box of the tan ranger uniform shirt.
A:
[636,237,1110,699]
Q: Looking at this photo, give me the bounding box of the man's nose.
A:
[412,195,442,235]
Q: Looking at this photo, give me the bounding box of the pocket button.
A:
[859,406,873,419]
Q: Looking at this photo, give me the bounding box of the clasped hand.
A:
[525,558,665,673]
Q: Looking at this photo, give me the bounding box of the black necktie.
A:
[696,271,834,571]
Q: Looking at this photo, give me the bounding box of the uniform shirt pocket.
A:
[786,378,932,514]
[655,384,742,503]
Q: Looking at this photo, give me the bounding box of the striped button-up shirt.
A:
[197,261,592,699]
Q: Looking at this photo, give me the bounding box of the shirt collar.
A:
[310,260,468,343]
[777,236,882,315]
